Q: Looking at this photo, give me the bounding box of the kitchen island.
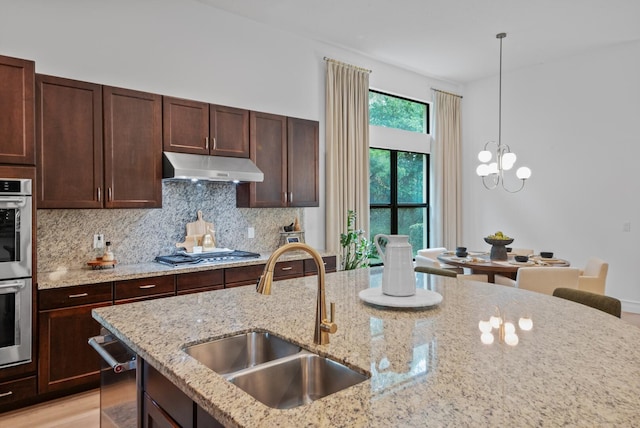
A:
[92,267,640,427]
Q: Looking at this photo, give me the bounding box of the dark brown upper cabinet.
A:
[0,55,35,165]
[36,75,103,208]
[36,75,162,208]
[163,96,249,158]
[236,112,319,208]
[103,86,162,208]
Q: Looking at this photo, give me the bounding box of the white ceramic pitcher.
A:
[374,234,416,296]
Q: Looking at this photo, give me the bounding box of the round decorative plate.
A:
[358,288,443,308]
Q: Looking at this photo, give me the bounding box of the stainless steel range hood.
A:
[162,152,264,182]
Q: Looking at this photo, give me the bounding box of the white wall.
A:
[462,40,640,312]
[0,0,459,250]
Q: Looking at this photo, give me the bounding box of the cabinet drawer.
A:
[273,260,304,280]
[224,264,265,288]
[0,376,37,409]
[304,256,337,276]
[115,275,175,302]
[176,269,224,293]
[39,283,113,310]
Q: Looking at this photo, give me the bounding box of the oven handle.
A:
[0,281,25,294]
[0,197,27,206]
[88,334,137,373]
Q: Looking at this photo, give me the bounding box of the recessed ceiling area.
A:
[191,0,640,83]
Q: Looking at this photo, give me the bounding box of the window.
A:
[369,90,429,134]
[369,148,429,260]
[369,91,430,261]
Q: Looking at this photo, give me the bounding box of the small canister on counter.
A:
[103,241,115,262]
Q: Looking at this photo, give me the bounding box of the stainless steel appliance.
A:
[0,178,32,368]
[154,250,261,267]
[89,329,138,428]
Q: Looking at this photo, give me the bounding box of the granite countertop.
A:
[37,250,329,290]
[92,267,640,427]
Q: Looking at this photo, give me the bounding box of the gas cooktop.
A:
[154,250,261,267]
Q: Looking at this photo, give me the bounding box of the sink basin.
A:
[227,352,369,409]
[184,331,301,375]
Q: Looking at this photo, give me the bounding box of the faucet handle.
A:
[322,302,338,334]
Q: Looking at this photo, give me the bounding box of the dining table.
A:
[437,251,570,283]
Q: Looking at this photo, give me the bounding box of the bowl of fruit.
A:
[484,232,514,260]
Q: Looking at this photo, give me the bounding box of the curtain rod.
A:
[431,88,463,99]
[323,57,372,74]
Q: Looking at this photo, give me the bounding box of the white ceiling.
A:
[192,0,640,83]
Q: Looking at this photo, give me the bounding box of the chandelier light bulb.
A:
[478,150,492,163]
[502,152,516,170]
[516,166,532,180]
[476,164,490,177]
[488,162,499,175]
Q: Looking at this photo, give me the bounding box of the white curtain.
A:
[430,90,462,250]
[325,60,370,255]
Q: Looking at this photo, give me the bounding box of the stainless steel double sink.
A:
[184,331,368,409]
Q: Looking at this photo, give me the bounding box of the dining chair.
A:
[577,257,608,295]
[508,267,580,295]
[552,287,621,318]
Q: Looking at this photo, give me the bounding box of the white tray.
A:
[358,288,442,308]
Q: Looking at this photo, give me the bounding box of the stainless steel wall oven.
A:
[0,178,32,368]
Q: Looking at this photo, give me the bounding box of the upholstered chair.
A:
[553,287,621,318]
[577,257,608,295]
[508,267,580,295]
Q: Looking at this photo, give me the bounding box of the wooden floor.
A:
[2,312,640,427]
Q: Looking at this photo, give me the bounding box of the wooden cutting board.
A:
[186,210,214,237]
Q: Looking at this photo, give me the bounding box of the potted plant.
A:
[340,210,370,270]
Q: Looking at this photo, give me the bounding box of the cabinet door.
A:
[38,302,111,393]
[36,75,103,208]
[210,105,249,158]
[0,55,35,165]
[143,393,181,428]
[104,86,162,208]
[162,96,209,155]
[287,118,319,207]
[237,112,286,207]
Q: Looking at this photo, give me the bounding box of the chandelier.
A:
[476,33,531,193]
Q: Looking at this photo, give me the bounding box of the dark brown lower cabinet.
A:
[142,359,223,428]
[38,302,111,394]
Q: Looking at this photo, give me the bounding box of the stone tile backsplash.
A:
[37,180,303,272]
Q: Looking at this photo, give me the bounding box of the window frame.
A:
[369,148,430,252]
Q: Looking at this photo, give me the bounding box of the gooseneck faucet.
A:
[256,243,337,345]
